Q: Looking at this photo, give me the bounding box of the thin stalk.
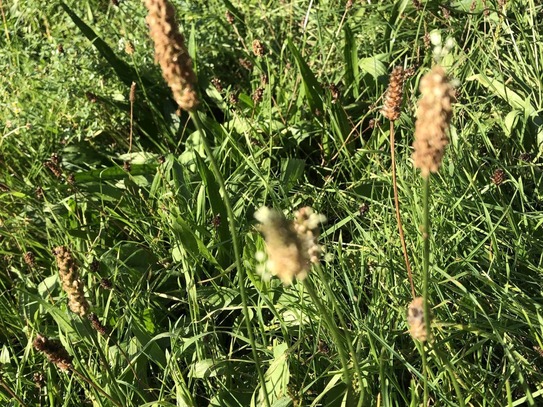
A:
[390,121,415,298]
[189,111,271,407]
[419,342,429,406]
[422,175,431,406]
[422,176,431,345]
[302,278,351,385]
[314,265,364,406]
[71,367,122,407]
[0,376,28,407]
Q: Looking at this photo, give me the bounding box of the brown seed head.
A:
[412,65,455,178]
[381,66,405,121]
[129,82,137,103]
[24,251,36,268]
[407,297,428,342]
[88,313,110,336]
[491,168,506,186]
[252,39,265,57]
[44,160,63,178]
[54,246,90,316]
[252,87,264,104]
[239,58,253,71]
[124,41,135,55]
[33,334,73,371]
[225,10,235,25]
[144,0,199,111]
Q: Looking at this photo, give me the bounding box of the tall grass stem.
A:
[390,121,415,298]
[190,111,271,407]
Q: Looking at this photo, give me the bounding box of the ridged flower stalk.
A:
[381,66,415,298]
[411,64,455,406]
[143,1,269,404]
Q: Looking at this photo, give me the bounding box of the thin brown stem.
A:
[390,121,415,298]
[0,376,28,407]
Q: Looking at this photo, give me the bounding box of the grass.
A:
[1,0,543,405]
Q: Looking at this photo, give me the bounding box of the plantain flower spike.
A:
[54,246,90,316]
[144,0,199,111]
[381,66,405,121]
[255,207,326,285]
[412,65,455,178]
[407,297,429,342]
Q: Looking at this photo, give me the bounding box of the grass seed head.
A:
[88,313,109,336]
[491,168,506,186]
[54,246,90,317]
[412,65,455,178]
[381,66,405,121]
[252,39,266,57]
[33,334,72,371]
[407,297,428,342]
[255,207,325,285]
[144,0,199,111]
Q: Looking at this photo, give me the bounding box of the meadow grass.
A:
[1,0,543,406]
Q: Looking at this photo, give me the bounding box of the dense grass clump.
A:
[1,1,543,406]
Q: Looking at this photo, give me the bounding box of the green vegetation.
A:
[1,0,543,405]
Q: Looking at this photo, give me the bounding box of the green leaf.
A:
[59,2,137,87]
[188,358,225,378]
[359,55,388,79]
[287,38,323,113]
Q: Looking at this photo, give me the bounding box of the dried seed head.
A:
[24,251,36,268]
[54,246,90,316]
[211,78,223,92]
[123,161,131,172]
[129,82,137,103]
[85,91,98,103]
[329,83,340,104]
[44,160,63,179]
[359,203,369,216]
[33,372,45,388]
[252,87,264,104]
[144,0,199,111]
[225,10,235,25]
[239,58,253,71]
[124,41,134,55]
[252,39,265,57]
[407,297,428,342]
[491,168,506,186]
[33,334,72,371]
[88,313,109,336]
[255,207,325,285]
[66,173,76,186]
[412,65,455,178]
[228,92,239,105]
[381,66,405,121]
[100,278,113,290]
[260,74,269,87]
[35,186,44,199]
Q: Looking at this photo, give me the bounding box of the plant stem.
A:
[390,121,415,298]
[190,111,271,407]
[302,277,351,385]
[422,176,431,344]
[422,175,431,406]
[314,265,364,405]
[71,367,122,407]
[0,376,28,407]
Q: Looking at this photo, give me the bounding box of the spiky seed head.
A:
[407,297,428,342]
[144,0,199,111]
[381,66,405,121]
[412,65,455,178]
